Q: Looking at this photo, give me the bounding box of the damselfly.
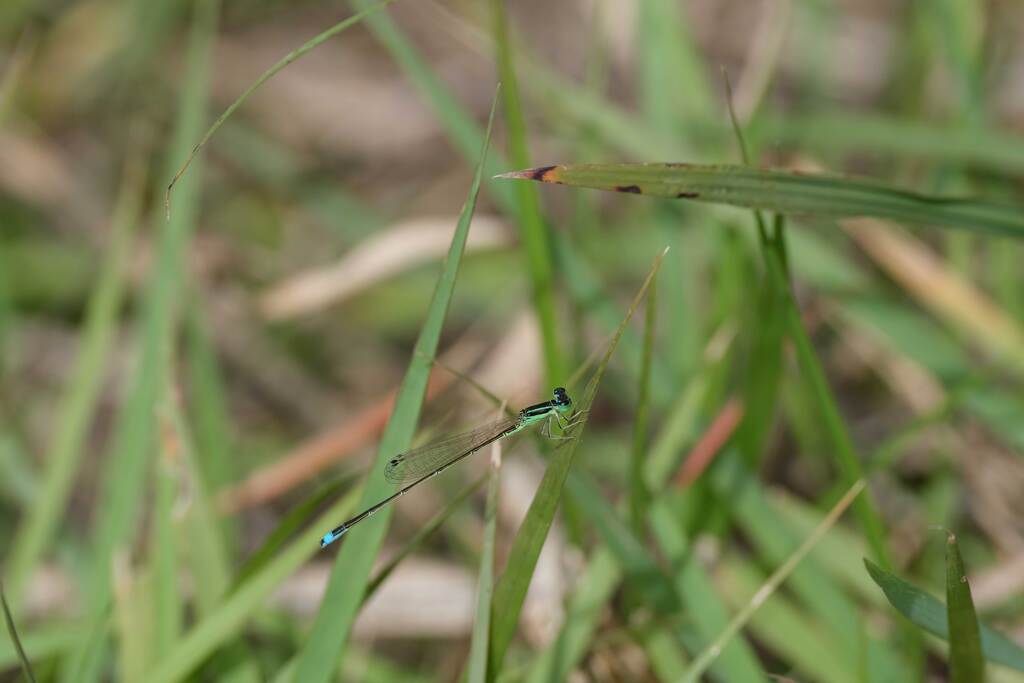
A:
[319,387,577,548]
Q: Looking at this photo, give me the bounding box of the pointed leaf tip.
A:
[493,165,560,182]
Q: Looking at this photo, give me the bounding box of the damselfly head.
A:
[552,387,572,410]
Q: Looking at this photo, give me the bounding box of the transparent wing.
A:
[384,416,519,484]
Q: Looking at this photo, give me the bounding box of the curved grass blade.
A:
[1,583,37,683]
[498,163,1024,238]
[289,90,500,683]
[487,248,667,678]
[865,559,1024,671]
[946,533,985,683]
[165,0,396,216]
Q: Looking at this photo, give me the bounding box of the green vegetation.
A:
[2,1,1023,682]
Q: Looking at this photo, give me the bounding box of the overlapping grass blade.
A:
[752,113,1024,175]
[145,487,359,683]
[945,533,985,682]
[151,414,182,662]
[499,163,1024,238]
[5,148,144,599]
[680,478,865,683]
[230,477,350,591]
[0,622,85,670]
[488,0,563,386]
[865,559,1024,671]
[629,262,657,530]
[112,564,153,682]
[525,548,621,683]
[1,583,37,683]
[163,398,261,683]
[487,248,666,678]
[648,499,768,683]
[165,0,396,213]
[710,453,860,655]
[63,4,216,680]
[289,92,499,683]
[466,457,500,683]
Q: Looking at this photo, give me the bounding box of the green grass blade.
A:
[629,265,657,531]
[648,500,769,683]
[946,533,986,683]
[566,472,680,612]
[865,559,1024,671]
[711,453,861,655]
[63,4,216,680]
[150,417,182,662]
[1,583,37,683]
[488,0,563,386]
[782,285,892,569]
[498,163,1024,238]
[715,560,858,683]
[164,398,262,683]
[165,0,396,213]
[751,112,1024,175]
[680,478,865,683]
[184,304,235,497]
[0,622,85,670]
[112,565,153,683]
[466,459,500,683]
[487,248,666,678]
[4,149,144,599]
[230,477,351,592]
[145,489,359,683]
[289,92,499,683]
[525,548,621,683]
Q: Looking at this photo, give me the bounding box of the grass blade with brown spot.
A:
[498,163,1024,238]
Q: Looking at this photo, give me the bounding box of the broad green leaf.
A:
[946,534,985,683]
[865,559,1024,671]
[498,163,1024,238]
[487,248,666,678]
[289,93,500,683]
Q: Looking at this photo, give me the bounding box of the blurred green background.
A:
[2,0,1024,681]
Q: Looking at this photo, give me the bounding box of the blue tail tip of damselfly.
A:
[320,528,345,548]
